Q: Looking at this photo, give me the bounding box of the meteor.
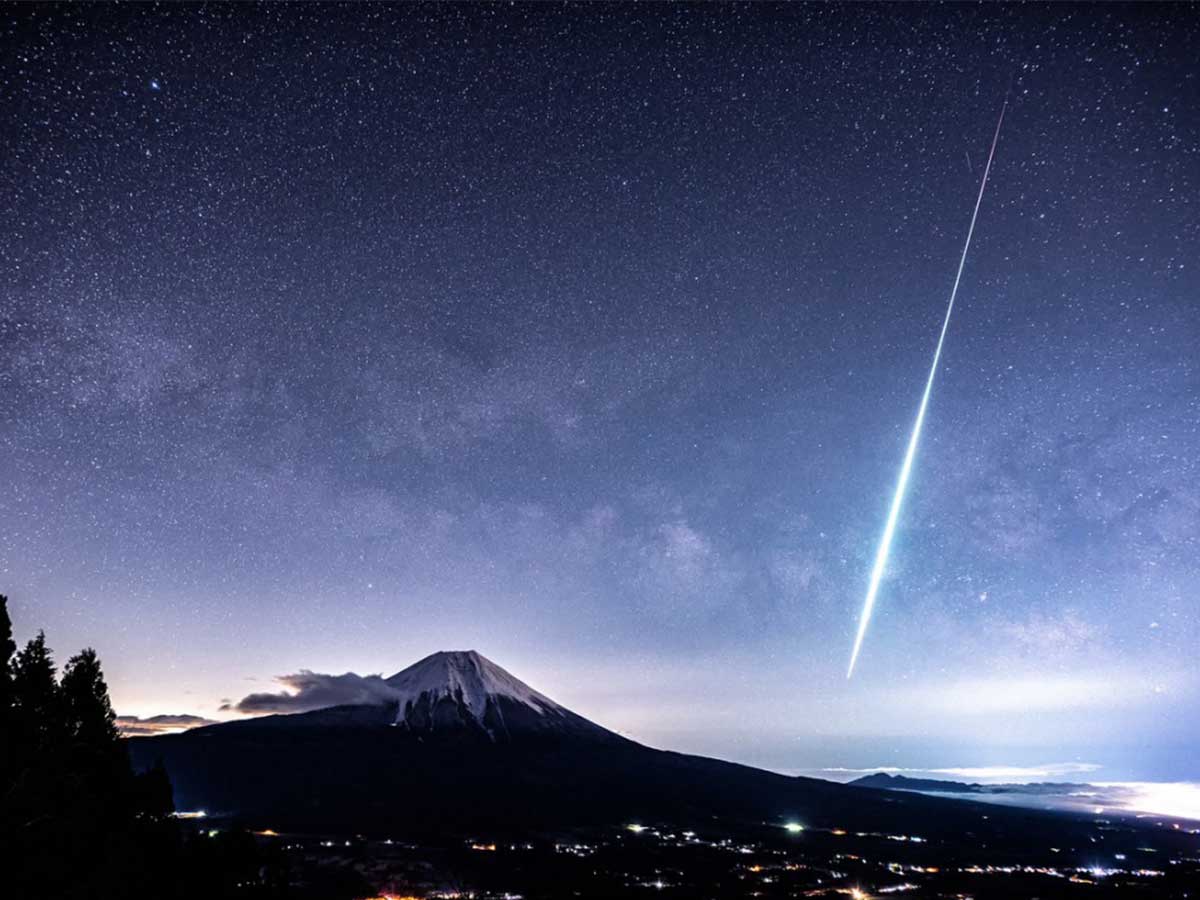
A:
[846,102,1007,679]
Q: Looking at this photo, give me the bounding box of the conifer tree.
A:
[0,595,14,784]
[11,630,62,750]
[0,594,14,701]
[0,600,271,896]
[61,648,120,747]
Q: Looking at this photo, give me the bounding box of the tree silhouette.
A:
[0,594,14,709]
[0,595,15,786]
[10,630,62,751]
[61,648,120,747]
[1,598,285,897]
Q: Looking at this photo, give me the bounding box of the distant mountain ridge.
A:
[849,772,1093,796]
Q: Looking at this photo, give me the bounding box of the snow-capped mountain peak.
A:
[382,650,596,740]
[385,650,559,720]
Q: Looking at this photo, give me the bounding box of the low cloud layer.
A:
[116,714,217,737]
[813,766,1200,821]
[223,670,399,714]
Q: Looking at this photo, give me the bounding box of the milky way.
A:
[1,4,1197,781]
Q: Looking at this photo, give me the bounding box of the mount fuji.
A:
[382,650,612,740]
[204,650,620,743]
[126,651,1134,845]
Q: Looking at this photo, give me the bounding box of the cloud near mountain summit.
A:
[223,670,401,714]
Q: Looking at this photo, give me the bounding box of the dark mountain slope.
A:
[127,653,1176,854]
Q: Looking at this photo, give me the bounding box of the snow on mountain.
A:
[383,650,587,739]
[385,650,559,719]
[202,649,614,743]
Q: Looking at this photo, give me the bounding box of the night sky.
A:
[2,4,1197,784]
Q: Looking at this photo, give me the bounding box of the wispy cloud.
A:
[222,670,400,714]
[930,763,1103,779]
[116,714,217,737]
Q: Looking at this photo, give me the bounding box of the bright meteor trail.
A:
[847,102,1008,679]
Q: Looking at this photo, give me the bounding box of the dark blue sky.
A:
[2,3,1197,782]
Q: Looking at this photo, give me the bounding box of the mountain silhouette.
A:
[127,652,1160,847]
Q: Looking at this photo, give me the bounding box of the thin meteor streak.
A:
[847,102,1007,679]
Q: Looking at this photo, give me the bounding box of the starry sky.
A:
[2,3,1197,783]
